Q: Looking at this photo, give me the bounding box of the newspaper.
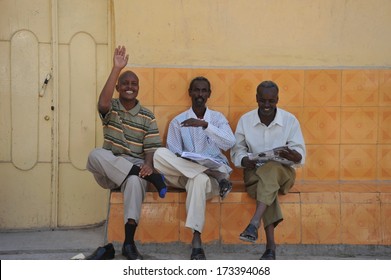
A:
[181,152,223,169]
[248,146,295,166]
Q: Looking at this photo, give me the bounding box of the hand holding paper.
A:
[248,146,297,166]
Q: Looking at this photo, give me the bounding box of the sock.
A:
[192,230,202,248]
[128,165,167,198]
[124,221,137,245]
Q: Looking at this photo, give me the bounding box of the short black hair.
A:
[256,80,279,93]
[188,76,211,92]
[118,70,138,83]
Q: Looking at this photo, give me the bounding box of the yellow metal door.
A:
[0,0,55,229]
[56,0,110,227]
[0,0,110,230]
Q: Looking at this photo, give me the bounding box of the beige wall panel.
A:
[114,0,391,67]
[11,30,39,170]
[95,45,107,147]
[69,34,97,170]
[0,0,53,230]
[60,43,107,158]
[0,42,11,161]
[0,163,51,229]
[0,0,51,42]
[58,44,71,162]
[38,43,53,162]
[58,163,108,227]
[58,0,108,44]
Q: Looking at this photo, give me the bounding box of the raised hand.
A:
[98,45,130,114]
[113,45,129,69]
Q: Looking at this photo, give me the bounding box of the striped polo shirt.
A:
[100,99,162,159]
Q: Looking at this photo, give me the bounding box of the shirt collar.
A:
[189,107,210,120]
[273,108,284,126]
[252,108,283,127]
[118,99,141,116]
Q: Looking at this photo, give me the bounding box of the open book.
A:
[181,152,223,169]
[248,146,295,166]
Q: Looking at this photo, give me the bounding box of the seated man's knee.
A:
[123,175,146,191]
[153,147,164,159]
[192,173,211,191]
[256,161,283,176]
[154,147,169,160]
[86,148,102,170]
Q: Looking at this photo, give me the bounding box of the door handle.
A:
[39,73,52,97]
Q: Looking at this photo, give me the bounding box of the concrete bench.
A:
[106,180,391,245]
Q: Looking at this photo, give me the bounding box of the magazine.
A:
[248,146,295,166]
[181,152,223,169]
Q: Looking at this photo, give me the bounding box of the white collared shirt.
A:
[230,108,306,168]
[166,107,235,166]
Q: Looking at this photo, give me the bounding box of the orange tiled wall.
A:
[107,68,391,245]
[137,68,391,182]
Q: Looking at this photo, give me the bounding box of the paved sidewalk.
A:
[1,225,390,260]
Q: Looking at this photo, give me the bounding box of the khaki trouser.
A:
[86,148,147,224]
[153,148,228,233]
[244,161,296,228]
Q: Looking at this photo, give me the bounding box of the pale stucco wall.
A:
[114,0,391,67]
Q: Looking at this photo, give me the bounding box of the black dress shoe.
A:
[85,243,115,260]
[190,248,206,260]
[259,248,276,260]
[122,243,143,260]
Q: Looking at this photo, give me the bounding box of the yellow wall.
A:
[1,0,390,231]
[114,0,391,67]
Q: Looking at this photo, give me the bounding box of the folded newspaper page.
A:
[181,152,223,169]
[248,146,295,166]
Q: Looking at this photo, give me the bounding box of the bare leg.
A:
[204,169,226,182]
[250,200,267,228]
[264,224,276,251]
[239,200,267,242]
[259,224,277,260]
